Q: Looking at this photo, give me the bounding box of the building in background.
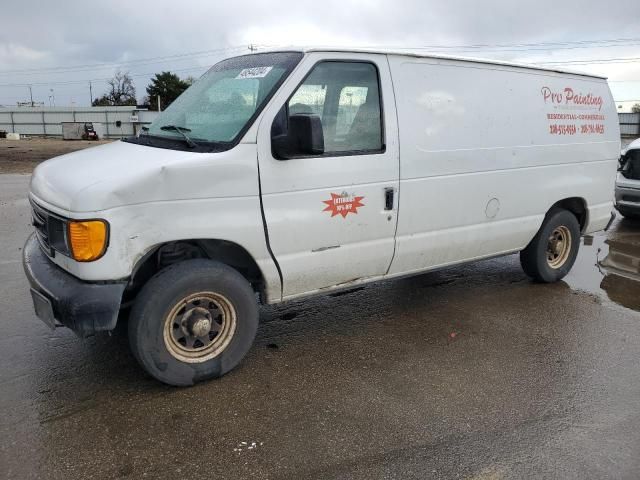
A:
[0,106,159,138]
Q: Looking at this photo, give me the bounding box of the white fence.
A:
[619,113,640,137]
[2,106,636,139]
[0,106,159,138]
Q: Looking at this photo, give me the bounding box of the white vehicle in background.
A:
[616,138,640,219]
[24,48,620,386]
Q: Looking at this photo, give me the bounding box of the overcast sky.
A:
[1,0,640,110]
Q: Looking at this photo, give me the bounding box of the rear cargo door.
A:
[256,52,400,299]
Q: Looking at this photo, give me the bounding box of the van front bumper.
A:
[22,233,126,337]
[615,184,640,214]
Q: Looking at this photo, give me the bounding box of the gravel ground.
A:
[0,137,113,174]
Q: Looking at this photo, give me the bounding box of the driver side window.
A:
[286,61,383,154]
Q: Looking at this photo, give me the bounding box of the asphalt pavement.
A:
[1,173,640,479]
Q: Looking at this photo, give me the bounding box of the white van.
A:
[24,48,620,385]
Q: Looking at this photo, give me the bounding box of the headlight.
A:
[67,220,108,262]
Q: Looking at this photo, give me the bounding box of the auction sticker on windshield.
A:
[236,66,273,79]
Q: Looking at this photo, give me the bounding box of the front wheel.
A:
[128,259,259,386]
[520,209,581,283]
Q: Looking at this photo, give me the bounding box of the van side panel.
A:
[386,55,620,276]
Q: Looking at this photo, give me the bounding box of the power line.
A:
[1,42,640,95]
[2,37,640,76]
[534,56,640,65]
[365,40,640,54]
[0,45,248,76]
[411,37,640,49]
[438,42,640,54]
[355,37,640,49]
[0,65,209,88]
[1,62,638,89]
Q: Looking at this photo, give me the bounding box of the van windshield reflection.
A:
[143,52,303,148]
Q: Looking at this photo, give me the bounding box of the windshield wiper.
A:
[159,125,198,148]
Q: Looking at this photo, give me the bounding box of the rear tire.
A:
[128,259,258,386]
[520,209,580,283]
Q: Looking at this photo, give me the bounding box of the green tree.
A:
[145,71,190,111]
[92,70,137,106]
[632,103,640,114]
[91,94,112,106]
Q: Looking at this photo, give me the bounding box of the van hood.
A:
[30,140,258,213]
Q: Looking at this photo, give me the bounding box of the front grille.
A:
[30,199,69,257]
[621,152,640,181]
[30,199,52,255]
[622,193,640,204]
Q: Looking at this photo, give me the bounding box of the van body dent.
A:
[23,48,620,385]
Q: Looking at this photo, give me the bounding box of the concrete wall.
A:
[0,106,160,138]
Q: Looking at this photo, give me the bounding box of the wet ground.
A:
[1,173,640,479]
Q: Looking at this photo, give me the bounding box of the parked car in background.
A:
[24,48,620,386]
[617,138,640,219]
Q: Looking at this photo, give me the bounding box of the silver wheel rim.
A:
[546,225,572,269]
[163,292,237,363]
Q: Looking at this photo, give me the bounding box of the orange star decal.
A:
[322,193,365,218]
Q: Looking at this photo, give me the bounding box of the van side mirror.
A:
[272,111,324,160]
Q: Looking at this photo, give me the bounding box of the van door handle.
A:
[384,188,394,210]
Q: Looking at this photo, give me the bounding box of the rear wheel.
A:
[520,209,580,283]
[128,259,258,386]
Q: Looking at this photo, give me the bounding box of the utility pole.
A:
[157,95,161,112]
[28,85,34,107]
[89,81,93,105]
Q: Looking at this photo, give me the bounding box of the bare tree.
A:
[93,70,137,106]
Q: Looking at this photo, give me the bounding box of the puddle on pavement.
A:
[564,217,640,313]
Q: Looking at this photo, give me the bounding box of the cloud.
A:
[0,0,639,106]
[0,43,48,65]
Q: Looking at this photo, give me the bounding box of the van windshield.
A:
[143,52,303,148]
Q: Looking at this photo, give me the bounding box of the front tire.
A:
[520,209,580,283]
[128,259,258,386]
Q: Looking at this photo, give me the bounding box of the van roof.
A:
[258,46,607,80]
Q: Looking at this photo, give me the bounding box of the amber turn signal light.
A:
[67,220,108,261]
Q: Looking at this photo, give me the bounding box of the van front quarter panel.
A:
[28,141,282,303]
